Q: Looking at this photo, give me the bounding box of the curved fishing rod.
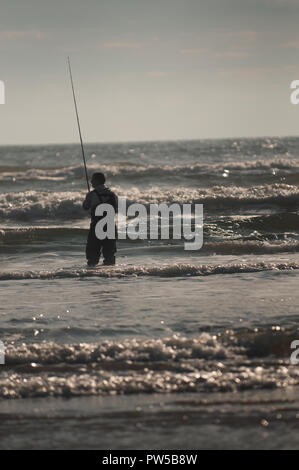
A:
[67,56,90,192]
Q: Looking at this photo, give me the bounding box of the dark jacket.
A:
[83,184,118,222]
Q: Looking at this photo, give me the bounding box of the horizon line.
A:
[0,133,297,148]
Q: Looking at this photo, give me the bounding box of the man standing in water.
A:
[83,172,118,267]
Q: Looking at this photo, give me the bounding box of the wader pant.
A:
[86,221,117,266]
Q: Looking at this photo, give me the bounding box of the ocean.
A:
[1,137,299,449]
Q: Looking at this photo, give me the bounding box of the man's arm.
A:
[83,192,92,210]
[111,192,118,213]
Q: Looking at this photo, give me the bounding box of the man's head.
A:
[91,172,106,188]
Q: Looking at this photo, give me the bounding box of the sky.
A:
[0,0,299,144]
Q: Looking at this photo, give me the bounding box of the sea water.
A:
[1,137,299,449]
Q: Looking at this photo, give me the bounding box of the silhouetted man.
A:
[83,172,117,267]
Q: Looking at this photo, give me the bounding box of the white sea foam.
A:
[0,261,298,280]
[1,331,298,398]
[1,184,299,220]
[1,158,299,181]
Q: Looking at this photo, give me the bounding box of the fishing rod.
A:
[67,56,90,192]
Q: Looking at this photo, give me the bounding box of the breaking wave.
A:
[1,184,299,221]
[1,227,299,255]
[1,261,299,280]
[1,158,299,181]
[1,329,299,398]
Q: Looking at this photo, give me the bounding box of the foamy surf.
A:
[1,329,298,399]
[1,158,299,181]
[1,184,299,221]
[1,261,299,280]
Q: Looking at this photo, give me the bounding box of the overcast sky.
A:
[0,0,299,144]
